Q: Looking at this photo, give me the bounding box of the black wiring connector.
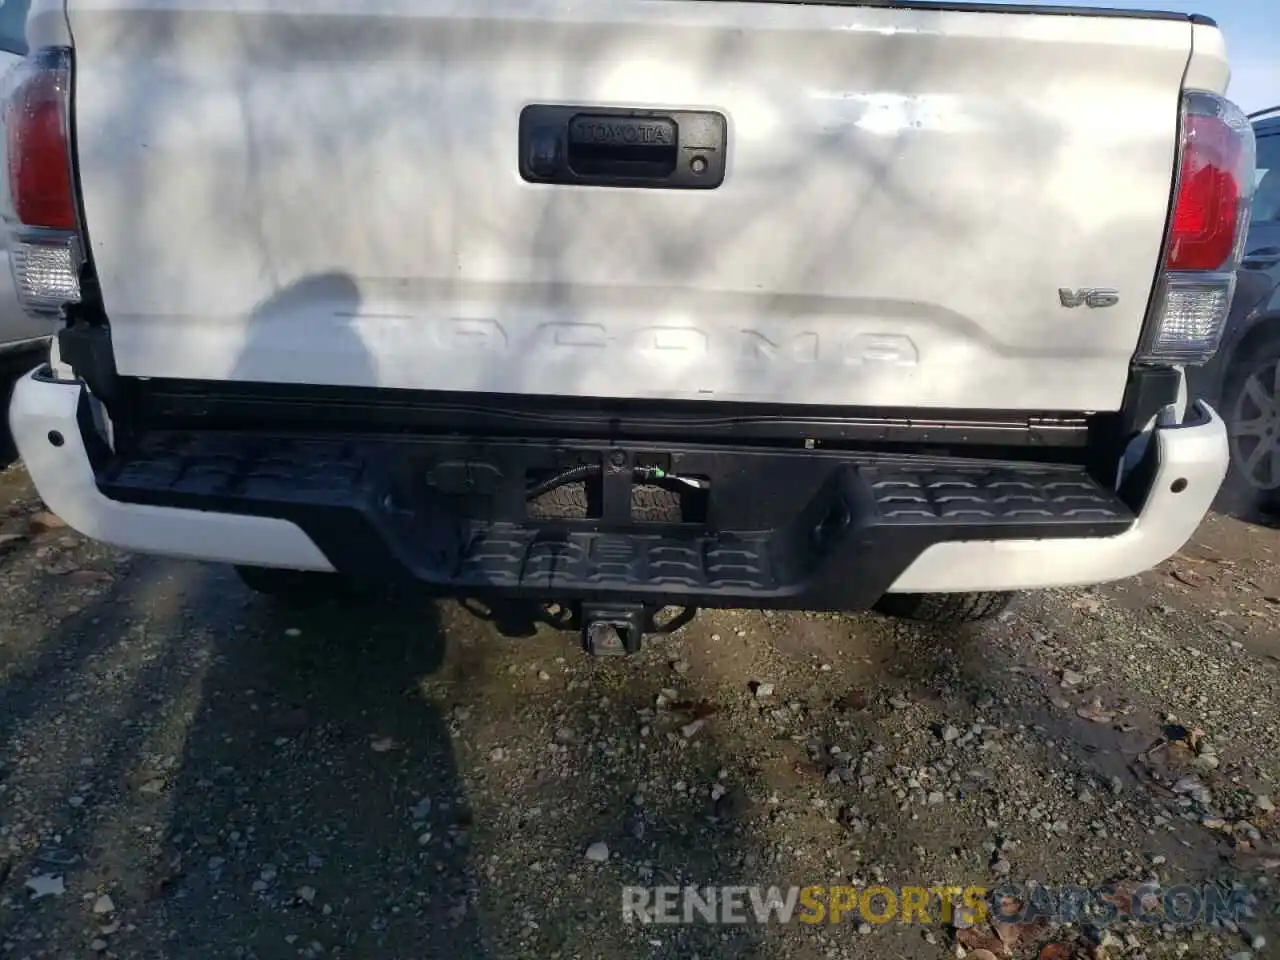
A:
[525,463,600,500]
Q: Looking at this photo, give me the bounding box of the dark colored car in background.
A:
[1191,106,1280,515]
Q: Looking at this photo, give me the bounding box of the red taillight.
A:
[5,49,76,231]
[4,48,84,316]
[1137,92,1256,366]
[1166,113,1244,271]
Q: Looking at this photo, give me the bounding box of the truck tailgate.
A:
[68,0,1194,411]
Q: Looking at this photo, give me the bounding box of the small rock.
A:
[66,569,114,586]
[92,894,115,915]
[1256,796,1275,813]
[1061,669,1085,687]
[1109,775,1125,795]
[284,627,302,638]
[991,858,1011,877]
[537,670,551,681]
[671,660,690,675]
[1173,775,1204,793]
[1251,934,1267,950]
[940,725,961,743]
[297,885,317,904]
[369,736,396,753]
[29,511,67,533]
[1077,697,1117,723]
[25,874,65,898]
[753,682,775,699]
[681,719,706,739]
[584,842,610,863]
[489,747,507,762]
[90,940,108,954]
[888,695,911,710]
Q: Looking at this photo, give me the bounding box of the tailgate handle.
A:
[567,115,677,178]
[519,105,726,190]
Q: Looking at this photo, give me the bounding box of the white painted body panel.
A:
[67,0,1199,410]
[9,367,335,570]
[888,398,1228,592]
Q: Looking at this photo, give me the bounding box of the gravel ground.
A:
[1,452,1279,960]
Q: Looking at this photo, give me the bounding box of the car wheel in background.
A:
[1222,331,1280,517]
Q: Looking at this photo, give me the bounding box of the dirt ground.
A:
[1,443,1279,959]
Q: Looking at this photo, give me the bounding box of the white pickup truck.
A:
[3,0,1258,652]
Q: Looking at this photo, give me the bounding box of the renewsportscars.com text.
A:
[621,883,1251,927]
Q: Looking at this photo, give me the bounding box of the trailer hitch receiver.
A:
[581,603,646,656]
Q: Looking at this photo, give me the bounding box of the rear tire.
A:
[874,591,1014,624]
[234,565,356,605]
[1221,331,1280,518]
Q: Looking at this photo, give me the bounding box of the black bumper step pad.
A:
[98,433,1134,609]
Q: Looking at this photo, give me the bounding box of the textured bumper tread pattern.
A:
[98,431,1136,607]
[454,529,776,592]
[865,469,1129,524]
